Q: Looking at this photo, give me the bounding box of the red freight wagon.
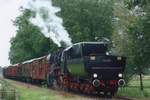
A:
[3,55,51,84]
[4,64,18,78]
[31,56,50,81]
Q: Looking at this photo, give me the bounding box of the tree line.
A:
[9,0,150,91]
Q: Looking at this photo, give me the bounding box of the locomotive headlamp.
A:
[93,73,98,78]
[118,73,123,78]
[90,56,96,60]
[106,52,109,55]
[117,57,122,60]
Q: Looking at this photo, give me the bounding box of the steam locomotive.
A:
[3,42,126,97]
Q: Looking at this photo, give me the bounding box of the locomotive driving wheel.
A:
[61,77,70,92]
[47,72,54,87]
[52,79,60,90]
[47,71,60,90]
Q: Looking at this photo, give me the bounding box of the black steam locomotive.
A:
[47,42,126,96]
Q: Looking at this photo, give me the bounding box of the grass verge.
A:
[0,79,18,100]
[117,77,150,100]
[6,79,87,100]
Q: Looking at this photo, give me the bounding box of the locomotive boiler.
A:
[3,42,126,97]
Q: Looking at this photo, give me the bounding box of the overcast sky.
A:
[0,0,23,67]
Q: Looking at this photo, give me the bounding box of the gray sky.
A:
[0,0,23,67]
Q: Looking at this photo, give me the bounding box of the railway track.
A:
[114,96,133,100]
[4,78,134,100]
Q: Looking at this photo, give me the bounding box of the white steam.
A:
[23,0,72,47]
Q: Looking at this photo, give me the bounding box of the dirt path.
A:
[5,79,133,100]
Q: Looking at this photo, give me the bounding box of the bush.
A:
[0,79,19,100]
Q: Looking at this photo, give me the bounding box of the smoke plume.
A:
[23,0,72,47]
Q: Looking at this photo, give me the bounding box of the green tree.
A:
[9,9,57,64]
[112,0,136,82]
[125,0,148,9]
[53,0,114,43]
[125,0,150,92]
[112,1,150,89]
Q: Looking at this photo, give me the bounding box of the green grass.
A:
[6,80,86,100]
[0,79,17,100]
[117,77,150,100]
[17,87,73,100]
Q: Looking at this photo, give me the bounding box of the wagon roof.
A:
[22,56,46,64]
